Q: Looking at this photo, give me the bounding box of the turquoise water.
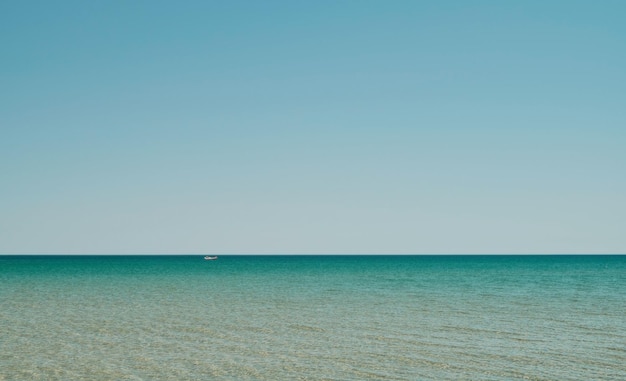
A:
[1,255,625,380]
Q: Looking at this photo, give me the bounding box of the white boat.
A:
[204,256,218,260]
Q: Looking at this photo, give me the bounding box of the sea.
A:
[1,255,625,381]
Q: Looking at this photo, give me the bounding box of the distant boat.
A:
[204,256,218,260]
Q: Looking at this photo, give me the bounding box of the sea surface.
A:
[1,255,625,380]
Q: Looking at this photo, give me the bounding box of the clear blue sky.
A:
[1,1,624,254]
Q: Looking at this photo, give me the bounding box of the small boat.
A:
[204,256,218,260]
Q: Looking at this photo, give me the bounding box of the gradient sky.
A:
[1,1,625,254]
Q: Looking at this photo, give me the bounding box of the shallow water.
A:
[1,255,625,380]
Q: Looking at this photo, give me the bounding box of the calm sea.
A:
[1,255,625,380]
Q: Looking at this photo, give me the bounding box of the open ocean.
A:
[1,255,625,380]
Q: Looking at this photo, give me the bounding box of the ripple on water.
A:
[2,255,626,380]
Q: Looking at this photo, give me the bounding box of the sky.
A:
[1,0,625,254]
